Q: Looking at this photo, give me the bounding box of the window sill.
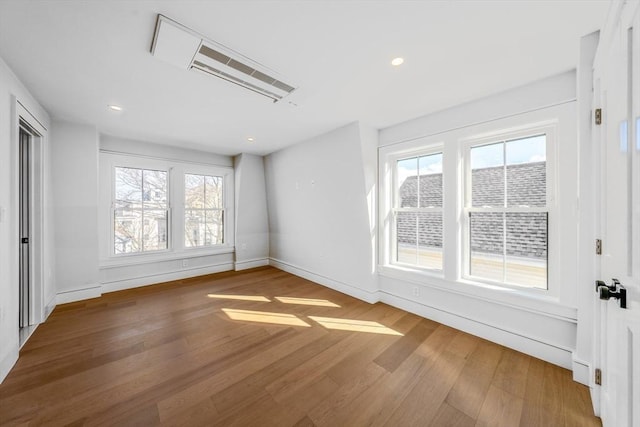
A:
[100,246,235,269]
[378,264,577,321]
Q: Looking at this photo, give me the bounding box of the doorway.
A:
[15,102,46,348]
[19,125,30,332]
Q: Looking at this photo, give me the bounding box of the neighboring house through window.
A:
[100,152,234,262]
[395,151,443,270]
[464,134,548,289]
[379,108,560,297]
[185,174,224,247]
[114,167,168,254]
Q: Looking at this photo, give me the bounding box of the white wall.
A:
[0,56,52,382]
[51,121,100,303]
[234,153,269,270]
[378,72,584,373]
[265,122,379,302]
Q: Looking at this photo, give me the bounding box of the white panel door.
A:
[594,2,640,426]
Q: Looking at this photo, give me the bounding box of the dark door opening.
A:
[19,126,30,330]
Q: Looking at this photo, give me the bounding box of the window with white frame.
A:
[184,174,224,247]
[114,167,168,254]
[101,152,234,260]
[393,151,443,270]
[464,133,548,289]
[380,104,566,302]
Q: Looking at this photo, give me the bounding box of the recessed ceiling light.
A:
[108,105,123,111]
[391,57,404,66]
[247,137,255,143]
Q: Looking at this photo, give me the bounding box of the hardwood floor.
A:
[0,266,601,426]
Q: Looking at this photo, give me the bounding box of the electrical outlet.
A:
[241,243,247,251]
[412,287,420,297]
[182,259,188,268]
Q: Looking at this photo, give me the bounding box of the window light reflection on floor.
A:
[222,308,311,327]
[274,296,341,307]
[308,316,403,336]
[207,294,271,302]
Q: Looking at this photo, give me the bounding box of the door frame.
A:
[13,100,46,340]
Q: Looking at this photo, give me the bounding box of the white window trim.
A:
[378,102,573,314]
[99,153,235,267]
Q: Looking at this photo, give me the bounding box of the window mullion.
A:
[502,142,507,283]
[414,214,419,265]
[141,171,145,253]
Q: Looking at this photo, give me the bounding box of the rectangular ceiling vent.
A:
[150,14,297,102]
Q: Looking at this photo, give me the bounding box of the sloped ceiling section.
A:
[0,1,610,155]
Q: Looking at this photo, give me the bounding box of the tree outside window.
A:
[185,174,224,247]
[114,167,168,254]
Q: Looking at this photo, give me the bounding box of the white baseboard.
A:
[44,295,56,320]
[571,354,591,386]
[0,347,18,384]
[379,290,574,369]
[56,284,102,305]
[235,257,269,271]
[101,262,234,294]
[269,258,380,304]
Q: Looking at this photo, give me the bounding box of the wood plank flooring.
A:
[0,266,601,426]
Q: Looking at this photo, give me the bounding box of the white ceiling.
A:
[0,0,609,156]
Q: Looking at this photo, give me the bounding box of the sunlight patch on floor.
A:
[208,294,271,302]
[275,296,341,307]
[222,308,311,327]
[308,316,403,336]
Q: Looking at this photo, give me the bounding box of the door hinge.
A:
[596,239,602,255]
[595,368,602,385]
[595,108,602,125]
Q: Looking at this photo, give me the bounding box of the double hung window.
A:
[380,114,558,296]
[102,153,234,260]
[114,167,168,254]
[465,134,548,289]
[393,151,443,270]
[184,174,224,247]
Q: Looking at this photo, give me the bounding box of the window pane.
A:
[143,210,168,251]
[114,209,142,254]
[185,174,204,209]
[205,210,224,245]
[505,212,547,288]
[185,209,224,247]
[397,158,418,208]
[185,209,204,247]
[205,175,223,209]
[396,212,417,264]
[418,212,442,269]
[418,153,443,208]
[143,170,167,209]
[471,143,504,207]
[115,167,142,202]
[470,212,504,282]
[506,135,546,207]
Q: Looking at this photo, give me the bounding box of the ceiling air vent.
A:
[150,14,297,102]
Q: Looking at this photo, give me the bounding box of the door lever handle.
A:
[598,284,627,309]
[595,278,620,292]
